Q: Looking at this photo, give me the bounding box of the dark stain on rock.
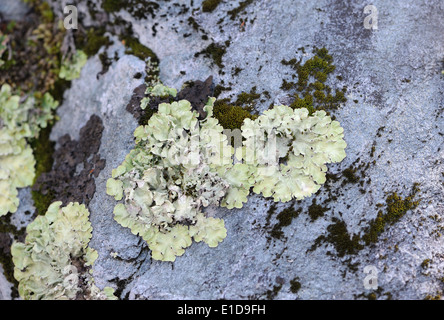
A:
[126,76,215,124]
[32,115,106,212]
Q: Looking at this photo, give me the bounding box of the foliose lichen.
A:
[0,84,58,216]
[107,96,237,261]
[241,104,347,202]
[59,50,88,81]
[11,202,117,300]
[107,83,347,262]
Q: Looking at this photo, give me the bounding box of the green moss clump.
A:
[213,84,232,98]
[421,259,431,269]
[213,98,257,130]
[102,0,159,19]
[307,199,329,222]
[123,36,159,63]
[310,217,363,257]
[35,1,54,23]
[310,184,421,258]
[289,278,301,294]
[234,86,261,106]
[211,86,263,132]
[75,27,112,57]
[202,0,223,13]
[265,204,302,241]
[195,42,228,70]
[342,167,359,184]
[362,183,420,245]
[101,0,123,13]
[139,106,157,126]
[227,0,254,20]
[281,47,347,115]
[30,125,55,216]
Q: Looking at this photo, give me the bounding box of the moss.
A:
[289,278,301,294]
[311,184,421,258]
[195,42,228,70]
[370,143,376,157]
[227,0,254,20]
[265,203,302,241]
[362,183,420,245]
[187,17,201,32]
[1,1,65,94]
[281,47,346,115]
[213,84,232,98]
[233,67,243,76]
[425,294,442,300]
[101,0,159,18]
[421,259,431,269]
[202,0,223,13]
[310,217,363,257]
[213,98,257,130]
[123,36,159,63]
[342,167,359,184]
[234,86,261,106]
[30,126,55,184]
[36,1,54,23]
[101,0,122,13]
[30,125,56,216]
[139,106,157,126]
[75,27,112,57]
[307,199,329,222]
[0,213,24,299]
[265,284,282,300]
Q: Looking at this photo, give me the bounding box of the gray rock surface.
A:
[0,0,29,22]
[3,0,444,300]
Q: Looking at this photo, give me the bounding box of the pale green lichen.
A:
[140,83,177,110]
[241,105,347,202]
[0,31,8,68]
[107,85,347,262]
[11,201,117,300]
[0,84,58,216]
[59,50,88,81]
[107,94,250,261]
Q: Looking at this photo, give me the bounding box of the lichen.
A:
[0,84,59,216]
[11,202,117,300]
[242,105,347,202]
[107,97,237,261]
[59,50,88,81]
[109,80,347,262]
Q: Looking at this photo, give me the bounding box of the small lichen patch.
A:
[11,202,117,300]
